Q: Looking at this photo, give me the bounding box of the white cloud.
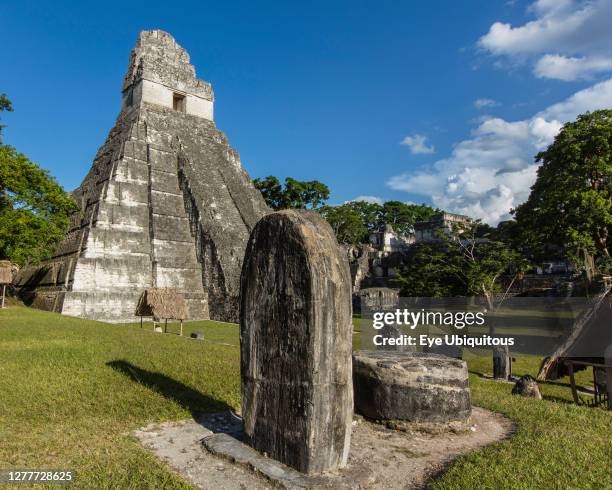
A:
[386,78,612,225]
[479,0,612,80]
[348,195,384,205]
[535,54,612,81]
[473,118,530,139]
[400,134,435,154]
[474,98,500,109]
[538,77,612,121]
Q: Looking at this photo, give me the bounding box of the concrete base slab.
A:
[134,408,514,489]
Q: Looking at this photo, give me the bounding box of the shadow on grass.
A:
[106,360,231,417]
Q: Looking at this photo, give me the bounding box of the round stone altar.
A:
[352,351,472,423]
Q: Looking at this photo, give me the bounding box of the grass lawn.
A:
[1,306,611,489]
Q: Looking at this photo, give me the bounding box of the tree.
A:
[319,200,439,245]
[0,93,13,142]
[514,110,612,267]
[449,222,526,308]
[319,204,368,244]
[0,96,77,265]
[253,175,283,209]
[395,220,525,305]
[381,201,437,236]
[343,200,384,233]
[253,176,330,210]
[393,242,464,297]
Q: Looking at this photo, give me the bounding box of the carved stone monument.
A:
[13,30,269,322]
[240,210,353,474]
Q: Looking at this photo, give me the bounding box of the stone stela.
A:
[239,209,354,475]
[13,30,269,323]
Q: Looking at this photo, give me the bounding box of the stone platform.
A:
[134,409,513,489]
[353,351,472,423]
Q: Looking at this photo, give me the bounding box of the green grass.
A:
[433,353,612,489]
[1,306,611,489]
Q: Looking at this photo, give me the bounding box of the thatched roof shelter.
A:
[135,288,189,320]
[0,261,13,285]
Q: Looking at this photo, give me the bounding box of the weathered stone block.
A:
[114,158,149,184]
[146,127,173,148]
[353,351,471,423]
[122,140,148,162]
[85,228,151,257]
[62,290,145,322]
[150,190,188,217]
[149,147,176,172]
[152,240,198,266]
[150,169,181,194]
[240,210,353,475]
[105,181,149,205]
[95,202,149,231]
[156,266,202,290]
[151,214,193,242]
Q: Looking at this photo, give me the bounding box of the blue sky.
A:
[2,0,612,223]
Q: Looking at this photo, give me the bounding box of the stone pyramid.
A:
[15,30,269,322]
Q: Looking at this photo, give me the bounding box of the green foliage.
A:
[343,200,384,233]
[321,199,438,244]
[254,175,438,244]
[393,242,463,296]
[0,145,77,265]
[381,200,437,236]
[514,110,612,265]
[395,221,526,300]
[0,93,13,142]
[253,175,330,210]
[318,204,369,244]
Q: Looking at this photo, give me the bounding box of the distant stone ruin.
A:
[240,210,353,474]
[14,30,269,322]
[344,212,473,295]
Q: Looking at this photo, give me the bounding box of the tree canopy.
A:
[514,110,612,266]
[320,200,438,244]
[0,96,77,265]
[381,201,437,236]
[0,93,13,142]
[395,221,526,303]
[318,204,368,244]
[253,176,330,210]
